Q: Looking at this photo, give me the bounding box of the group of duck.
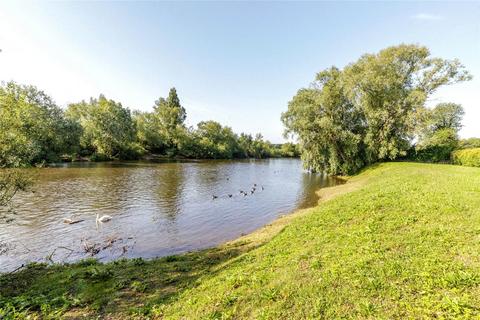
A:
[212,183,264,200]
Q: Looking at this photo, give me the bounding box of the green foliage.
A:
[194,121,241,159]
[427,103,465,132]
[0,82,294,165]
[0,81,80,166]
[136,87,187,154]
[0,169,31,209]
[413,103,464,162]
[2,163,480,318]
[458,137,480,149]
[66,95,140,160]
[277,142,300,158]
[282,67,365,174]
[282,44,471,175]
[452,148,480,167]
[415,128,459,162]
[237,133,275,159]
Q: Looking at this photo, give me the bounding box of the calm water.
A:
[0,159,342,272]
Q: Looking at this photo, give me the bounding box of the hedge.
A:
[452,148,480,167]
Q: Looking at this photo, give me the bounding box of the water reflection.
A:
[0,159,343,272]
[153,163,186,220]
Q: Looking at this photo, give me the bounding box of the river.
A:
[0,158,342,272]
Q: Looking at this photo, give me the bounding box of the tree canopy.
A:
[0,82,79,167]
[282,44,472,175]
[0,82,296,167]
[415,103,465,162]
[66,95,138,160]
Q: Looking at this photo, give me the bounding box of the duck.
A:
[212,195,218,200]
[228,194,233,198]
[63,218,84,225]
[96,213,112,223]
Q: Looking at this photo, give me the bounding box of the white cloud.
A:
[412,13,443,21]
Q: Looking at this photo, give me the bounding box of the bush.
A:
[458,138,480,149]
[415,128,458,163]
[452,148,480,167]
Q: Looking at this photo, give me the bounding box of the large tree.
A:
[66,95,137,159]
[282,67,366,174]
[195,121,240,159]
[152,88,187,152]
[0,81,79,167]
[135,88,187,154]
[282,44,471,174]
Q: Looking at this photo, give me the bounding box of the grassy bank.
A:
[1,162,480,319]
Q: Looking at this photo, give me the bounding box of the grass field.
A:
[1,162,480,319]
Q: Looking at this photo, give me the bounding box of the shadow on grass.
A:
[0,239,261,318]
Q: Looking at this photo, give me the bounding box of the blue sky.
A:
[0,1,478,143]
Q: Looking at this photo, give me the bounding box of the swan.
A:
[96,213,112,223]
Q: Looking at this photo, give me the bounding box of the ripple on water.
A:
[0,159,343,272]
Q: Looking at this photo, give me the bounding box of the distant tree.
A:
[195,121,240,159]
[250,134,273,159]
[134,111,166,153]
[66,95,139,160]
[0,81,79,166]
[415,128,459,162]
[282,44,471,175]
[415,103,464,162]
[151,88,187,153]
[238,133,254,158]
[458,137,480,149]
[428,103,465,132]
[175,126,200,158]
[279,143,299,157]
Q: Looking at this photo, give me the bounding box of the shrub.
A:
[415,128,458,163]
[452,148,480,167]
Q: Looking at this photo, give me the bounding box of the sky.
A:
[0,1,478,143]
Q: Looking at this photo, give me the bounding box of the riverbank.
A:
[1,162,480,318]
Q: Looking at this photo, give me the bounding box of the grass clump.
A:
[1,162,480,319]
[452,148,480,167]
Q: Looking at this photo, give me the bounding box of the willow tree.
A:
[282,44,471,175]
[282,67,365,174]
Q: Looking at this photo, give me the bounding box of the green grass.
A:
[1,162,480,319]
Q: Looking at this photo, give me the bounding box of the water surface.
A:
[0,159,342,272]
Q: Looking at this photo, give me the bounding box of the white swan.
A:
[96,213,112,223]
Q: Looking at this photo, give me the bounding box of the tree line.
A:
[0,84,299,168]
[282,44,474,175]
